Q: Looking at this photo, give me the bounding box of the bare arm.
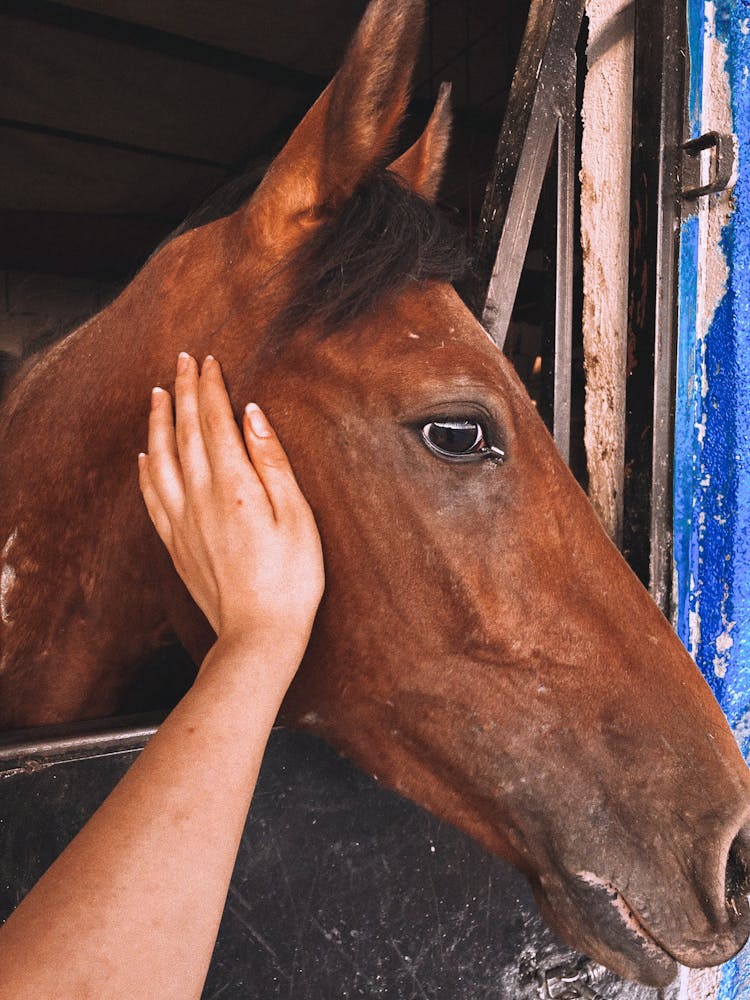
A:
[0,353,324,1000]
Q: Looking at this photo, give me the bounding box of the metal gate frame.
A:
[470,0,687,621]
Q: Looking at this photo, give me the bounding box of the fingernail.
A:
[245,403,272,438]
[177,351,190,374]
[137,452,146,466]
[151,386,165,408]
[204,354,215,368]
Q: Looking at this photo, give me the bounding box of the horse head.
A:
[190,0,750,984]
[2,0,748,986]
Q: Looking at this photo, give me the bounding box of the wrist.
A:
[195,630,307,702]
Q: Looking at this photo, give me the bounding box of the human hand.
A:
[138,353,324,672]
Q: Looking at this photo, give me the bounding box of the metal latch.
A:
[682,130,735,199]
[536,960,608,999]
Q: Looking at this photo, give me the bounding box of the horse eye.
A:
[421,420,503,462]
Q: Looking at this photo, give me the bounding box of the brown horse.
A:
[1,0,749,986]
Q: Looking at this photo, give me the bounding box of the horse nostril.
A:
[725,830,750,919]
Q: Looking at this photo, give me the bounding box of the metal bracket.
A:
[681,130,735,199]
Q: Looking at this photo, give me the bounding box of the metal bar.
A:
[623,0,684,610]
[480,108,558,349]
[649,0,684,612]
[0,713,162,771]
[553,66,576,462]
[469,0,586,349]
[0,715,295,774]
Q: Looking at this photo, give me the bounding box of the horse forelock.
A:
[263,170,469,346]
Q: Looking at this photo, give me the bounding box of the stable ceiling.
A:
[1,0,529,280]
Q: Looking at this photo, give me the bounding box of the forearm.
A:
[0,358,325,998]
[0,635,295,1000]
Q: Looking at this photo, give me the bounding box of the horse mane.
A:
[169,164,470,342]
[268,170,469,342]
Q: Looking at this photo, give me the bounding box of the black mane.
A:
[271,170,468,340]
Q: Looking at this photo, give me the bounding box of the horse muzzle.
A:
[533,823,750,987]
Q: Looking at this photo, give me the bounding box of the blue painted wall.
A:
[675,0,750,994]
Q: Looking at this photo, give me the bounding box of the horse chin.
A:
[533,873,678,987]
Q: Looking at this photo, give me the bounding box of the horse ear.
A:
[249,0,424,246]
[389,82,452,201]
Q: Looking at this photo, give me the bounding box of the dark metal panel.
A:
[0,0,530,279]
[0,726,669,999]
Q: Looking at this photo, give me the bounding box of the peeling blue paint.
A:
[676,1,750,996]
